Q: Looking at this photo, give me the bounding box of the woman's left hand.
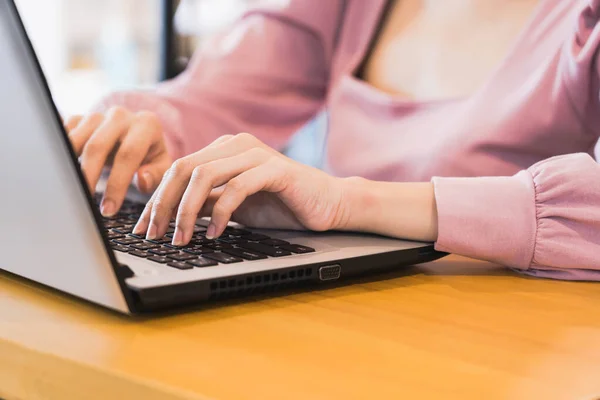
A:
[133,133,351,245]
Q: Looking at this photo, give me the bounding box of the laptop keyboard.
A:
[95,195,315,271]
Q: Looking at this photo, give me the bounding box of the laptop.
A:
[0,1,446,315]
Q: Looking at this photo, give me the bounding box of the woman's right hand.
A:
[64,107,173,217]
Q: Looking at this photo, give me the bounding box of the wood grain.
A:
[1,256,599,400]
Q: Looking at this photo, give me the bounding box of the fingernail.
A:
[206,223,217,239]
[132,222,144,235]
[146,222,158,240]
[101,199,116,217]
[141,172,153,191]
[173,228,184,246]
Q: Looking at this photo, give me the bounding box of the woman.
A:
[66,0,600,280]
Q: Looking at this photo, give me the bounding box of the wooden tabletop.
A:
[1,255,600,400]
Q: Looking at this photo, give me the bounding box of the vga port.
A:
[318,264,341,281]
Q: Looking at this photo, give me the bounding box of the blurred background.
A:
[13,0,331,167]
[14,0,258,115]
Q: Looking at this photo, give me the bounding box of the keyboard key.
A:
[131,242,160,251]
[242,233,270,242]
[183,246,214,255]
[167,261,193,270]
[148,247,178,256]
[112,237,142,246]
[111,244,130,253]
[107,232,125,240]
[206,243,233,251]
[187,257,218,268]
[167,252,197,262]
[225,227,251,236]
[224,248,267,261]
[121,204,144,214]
[148,255,169,264]
[147,237,171,245]
[129,250,149,258]
[239,242,291,257]
[113,225,135,234]
[191,238,215,246]
[128,233,145,239]
[193,225,207,234]
[117,218,137,225]
[204,252,243,264]
[217,237,248,245]
[163,243,189,249]
[280,244,316,254]
[104,221,124,229]
[261,239,290,247]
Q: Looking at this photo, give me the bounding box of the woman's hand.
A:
[64,107,172,217]
[132,133,350,246]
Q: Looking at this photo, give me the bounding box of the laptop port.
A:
[318,264,341,281]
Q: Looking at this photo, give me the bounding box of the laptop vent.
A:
[208,267,314,300]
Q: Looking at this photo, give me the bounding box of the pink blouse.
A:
[96,0,600,280]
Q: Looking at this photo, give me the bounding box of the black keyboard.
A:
[95,195,315,271]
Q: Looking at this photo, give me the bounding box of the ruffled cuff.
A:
[433,153,600,281]
[525,153,600,271]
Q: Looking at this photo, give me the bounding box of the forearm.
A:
[340,154,600,282]
[340,177,439,242]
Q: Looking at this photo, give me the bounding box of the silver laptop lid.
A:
[0,1,130,312]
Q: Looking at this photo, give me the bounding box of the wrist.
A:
[337,176,377,232]
[337,177,439,242]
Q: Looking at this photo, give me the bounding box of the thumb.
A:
[135,159,171,194]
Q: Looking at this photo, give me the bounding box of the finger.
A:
[64,115,83,133]
[173,148,269,245]
[80,107,132,193]
[144,134,261,240]
[197,189,222,217]
[208,134,234,147]
[133,133,260,238]
[132,165,170,238]
[135,155,172,194]
[132,190,159,238]
[68,113,104,155]
[208,160,289,238]
[204,132,279,160]
[133,184,218,238]
[187,187,224,219]
[139,158,193,239]
[100,112,162,216]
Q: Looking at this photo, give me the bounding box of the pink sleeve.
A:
[94,1,345,159]
[564,0,600,135]
[432,153,600,281]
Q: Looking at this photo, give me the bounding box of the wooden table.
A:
[1,255,600,400]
